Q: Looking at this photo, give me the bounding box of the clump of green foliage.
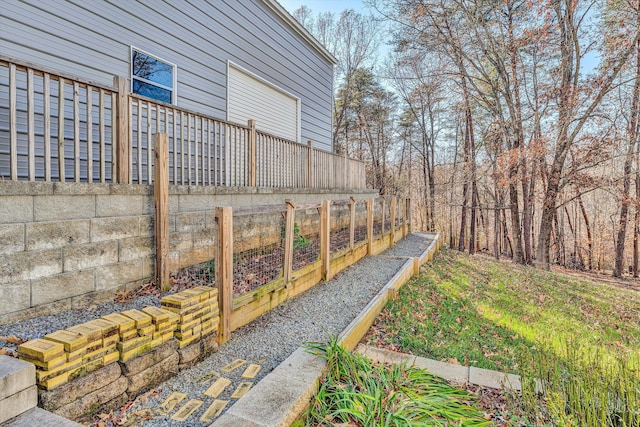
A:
[282,222,312,251]
[304,338,491,427]
[517,340,640,427]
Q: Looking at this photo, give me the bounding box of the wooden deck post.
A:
[402,198,408,237]
[248,119,257,186]
[283,200,295,285]
[367,198,374,255]
[307,140,313,188]
[390,196,397,245]
[349,197,356,250]
[320,200,331,281]
[216,206,233,345]
[407,198,412,233]
[343,150,348,189]
[381,198,386,236]
[114,76,130,184]
[154,133,169,291]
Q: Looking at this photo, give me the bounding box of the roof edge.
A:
[261,0,338,65]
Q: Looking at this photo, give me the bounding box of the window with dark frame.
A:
[131,48,175,104]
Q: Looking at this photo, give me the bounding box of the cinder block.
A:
[33,196,95,221]
[178,247,210,267]
[0,385,38,424]
[0,281,30,316]
[138,215,154,236]
[31,270,95,306]
[90,216,140,242]
[63,241,118,272]
[95,195,144,217]
[178,194,211,212]
[175,211,206,232]
[118,236,153,262]
[27,249,64,281]
[53,182,110,195]
[0,223,25,254]
[0,196,33,224]
[169,232,193,252]
[95,261,144,291]
[0,355,36,400]
[0,181,53,196]
[193,228,216,249]
[26,220,90,251]
[0,252,31,285]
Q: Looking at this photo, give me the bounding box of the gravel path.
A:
[383,232,435,258]
[125,255,407,427]
[0,233,433,426]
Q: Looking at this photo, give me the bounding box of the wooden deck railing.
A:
[1,57,366,189]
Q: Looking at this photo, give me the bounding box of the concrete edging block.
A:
[337,258,414,351]
[0,355,35,401]
[469,366,522,391]
[3,407,83,427]
[0,385,38,424]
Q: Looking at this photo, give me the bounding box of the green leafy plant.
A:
[293,223,311,251]
[517,340,640,427]
[304,337,491,427]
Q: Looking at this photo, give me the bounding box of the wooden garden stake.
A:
[154,133,169,291]
[283,200,295,285]
[216,206,233,345]
[320,200,330,280]
[349,197,356,250]
[390,196,397,245]
[367,198,374,254]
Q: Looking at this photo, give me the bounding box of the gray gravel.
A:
[0,233,432,426]
[125,255,407,427]
[383,233,435,258]
[0,295,163,350]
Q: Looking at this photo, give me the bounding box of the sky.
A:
[277,0,368,15]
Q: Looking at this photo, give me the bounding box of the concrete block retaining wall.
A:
[0,181,376,324]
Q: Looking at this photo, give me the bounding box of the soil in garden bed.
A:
[233,246,284,297]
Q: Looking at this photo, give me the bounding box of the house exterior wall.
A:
[0,0,334,150]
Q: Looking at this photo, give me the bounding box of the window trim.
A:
[130,46,177,104]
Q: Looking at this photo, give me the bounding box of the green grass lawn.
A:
[366,248,640,373]
[365,248,640,426]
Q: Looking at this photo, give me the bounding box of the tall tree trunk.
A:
[614,24,640,277]
[577,192,593,270]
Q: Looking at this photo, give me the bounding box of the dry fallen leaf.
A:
[0,335,25,344]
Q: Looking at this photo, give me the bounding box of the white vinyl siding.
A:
[227,62,299,142]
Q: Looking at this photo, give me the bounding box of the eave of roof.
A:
[261,0,338,65]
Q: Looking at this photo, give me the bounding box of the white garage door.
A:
[227,62,300,142]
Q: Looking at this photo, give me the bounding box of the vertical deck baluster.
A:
[27,69,35,181]
[146,102,153,184]
[9,64,17,180]
[44,74,51,181]
[86,86,93,183]
[73,82,80,182]
[99,89,105,183]
[136,101,142,184]
[58,78,67,181]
